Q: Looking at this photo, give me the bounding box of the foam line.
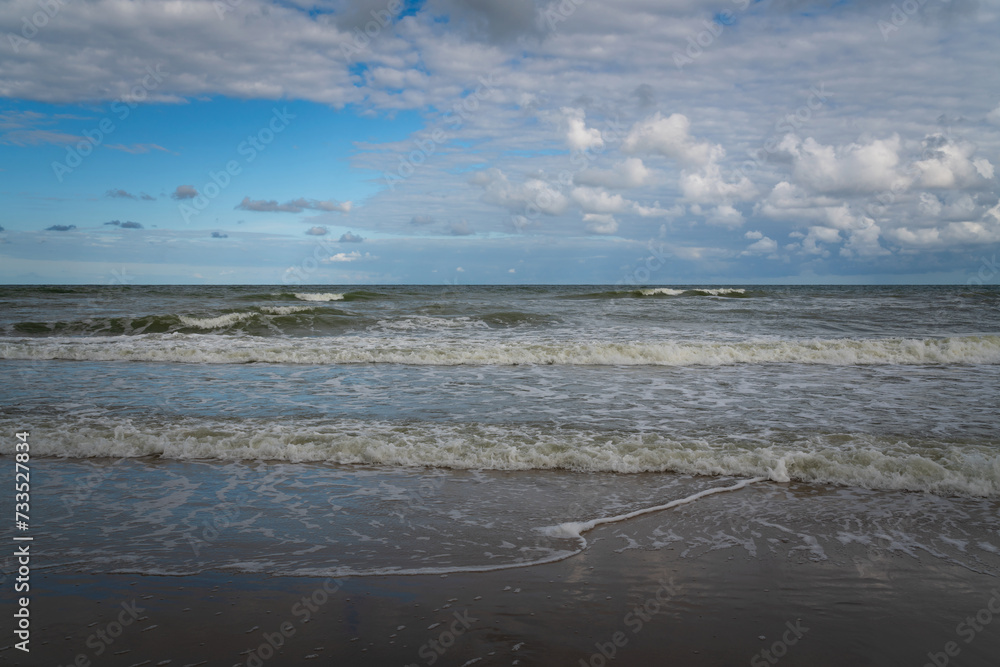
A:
[539,476,766,542]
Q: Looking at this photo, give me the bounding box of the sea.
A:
[1,284,999,579]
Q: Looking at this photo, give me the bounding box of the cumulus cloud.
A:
[339,231,364,242]
[575,158,651,189]
[680,163,756,203]
[46,225,76,231]
[704,204,744,229]
[911,135,995,189]
[563,108,604,152]
[786,135,907,194]
[754,181,840,222]
[325,251,363,262]
[840,221,889,258]
[211,231,228,238]
[570,187,629,214]
[471,168,569,216]
[743,236,778,256]
[583,213,618,235]
[236,197,352,213]
[632,201,683,218]
[622,113,722,166]
[171,185,198,200]
[306,226,328,235]
[104,220,143,228]
[888,203,1000,248]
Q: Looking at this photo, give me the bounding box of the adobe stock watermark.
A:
[511,111,627,231]
[673,0,752,71]
[405,609,478,666]
[241,577,345,667]
[579,578,679,667]
[381,73,498,192]
[878,0,951,41]
[966,255,998,286]
[615,240,671,288]
[734,83,829,182]
[750,619,809,666]
[281,229,356,285]
[6,0,74,53]
[923,589,1000,667]
[339,0,406,58]
[51,65,168,182]
[56,599,146,667]
[540,0,588,32]
[178,107,294,223]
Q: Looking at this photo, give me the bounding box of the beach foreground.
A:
[8,476,1000,667]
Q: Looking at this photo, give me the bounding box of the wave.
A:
[568,287,752,299]
[7,306,348,336]
[234,290,381,302]
[293,292,344,302]
[4,334,998,366]
[4,418,997,498]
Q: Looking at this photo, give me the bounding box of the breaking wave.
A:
[4,418,997,498]
[4,334,999,366]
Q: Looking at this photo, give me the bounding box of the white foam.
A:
[6,419,996,497]
[375,316,488,331]
[178,312,258,329]
[636,287,746,296]
[691,288,746,296]
[4,334,999,366]
[259,306,315,315]
[539,477,764,540]
[293,293,344,302]
[638,288,686,296]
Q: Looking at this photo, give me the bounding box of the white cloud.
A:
[680,164,756,203]
[912,136,995,189]
[472,168,569,216]
[801,226,842,255]
[325,251,362,262]
[840,221,889,258]
[745,230,763,240]
[632,202,683,218]
[987,103,1000,126]
[563,108,604,152]
[704,204,744,229]
[622,113,722,166]
[787,135,907,194]
[570,187,629,214]
[754,181,840,222]
[575,158,651,189]
[583,213,618,235]
[743,236,778,255]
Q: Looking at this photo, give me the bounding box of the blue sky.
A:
[1,0,999,284]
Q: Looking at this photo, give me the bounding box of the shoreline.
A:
[8,479,1000,667]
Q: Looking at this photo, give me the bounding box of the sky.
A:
[1,0,999,285]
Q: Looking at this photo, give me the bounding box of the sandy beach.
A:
[9,478,1000,667]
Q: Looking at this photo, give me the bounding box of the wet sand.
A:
[9,481,1000,667]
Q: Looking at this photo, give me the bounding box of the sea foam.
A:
[4,334,999,366]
